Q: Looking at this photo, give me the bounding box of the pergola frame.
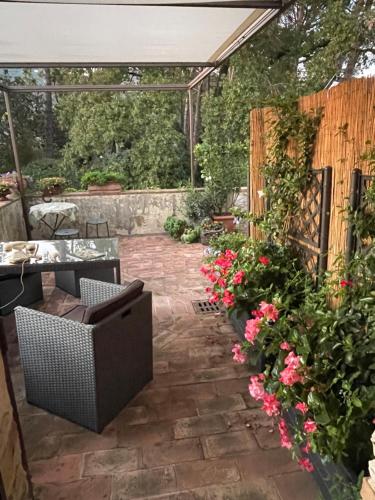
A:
[0,0,287,237]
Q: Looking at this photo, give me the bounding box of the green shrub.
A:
[164,216,188,240]
[208,231,247,253]
[181,227,200,244]
[81,170,126,189]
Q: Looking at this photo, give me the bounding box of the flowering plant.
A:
[201,239,307,314]
[229,246,375,479]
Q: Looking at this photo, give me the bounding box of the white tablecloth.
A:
[29,202,79,224]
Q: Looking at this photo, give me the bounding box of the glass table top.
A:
[0,238,119,266]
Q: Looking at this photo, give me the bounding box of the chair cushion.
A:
[61,304,88,322]
[82,280,144,325]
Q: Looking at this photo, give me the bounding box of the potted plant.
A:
[200,218,224,245]
[195,142,245,232]
[39,177,66,197]
[0,182,10,201]
[81,171,126,194]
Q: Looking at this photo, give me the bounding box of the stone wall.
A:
[27,187,248,240]
[0,352,30,499]
[0,198,27,241]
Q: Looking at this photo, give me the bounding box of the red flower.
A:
[298,457,314,472]
[258,256,270,266]
[301,441,311,454]
[278,418,293,449]
[340,279,353,288]
[280,341,292,351]
[225,249,238,261]
[262,393,281,417]
[295,402,309,414]
[304,419,317,433]
[251,309,264,319]
[233,270,245,285]
[209,293,219,304]
[222,289,235,308]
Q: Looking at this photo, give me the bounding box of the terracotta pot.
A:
[87,182,122,194]
[212,214,235,232]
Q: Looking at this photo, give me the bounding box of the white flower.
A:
[257,190,265,198]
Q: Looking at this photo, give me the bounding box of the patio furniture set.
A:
[1,206,153,433]
[29,201,110,239]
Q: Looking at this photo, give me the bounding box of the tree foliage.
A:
[0,1,373,188]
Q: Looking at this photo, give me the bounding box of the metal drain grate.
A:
[192,299,221,315]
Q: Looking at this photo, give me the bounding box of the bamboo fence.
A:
[249,77,375,270]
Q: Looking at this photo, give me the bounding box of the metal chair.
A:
[54,228,80,239]
[86,218,110,238]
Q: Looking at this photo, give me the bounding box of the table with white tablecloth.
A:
[29,202,79,238]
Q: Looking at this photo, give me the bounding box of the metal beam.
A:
[6,83,189,93]
[188,88,195,186]
[2,91,31,238]
[0,62,214,69]
[189,6,281,88]
[0,0,282,7]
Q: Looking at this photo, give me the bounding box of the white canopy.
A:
[0,0,282,76]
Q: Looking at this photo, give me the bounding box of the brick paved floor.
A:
[4,235,319,500]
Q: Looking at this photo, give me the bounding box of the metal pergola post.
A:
[188,88,195,186]
[3,91,31,238]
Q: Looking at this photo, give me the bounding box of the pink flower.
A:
[280,341,292,351]
[304,419,317,433]
[207,271,218,283]
[262,393,281,417]
[258,256,270,266]
[217,277,227,288]
[209,293,220,304]
[225,249,238,261]
[205,287,212,294]
[284,351,301,370]
[251,309,264,319]
[298,457,314,472]
[295,402,309,414]
[233,270,245,285]
[259,301,279,322]
[214,257,232,270]
[248,375,266,401]
[222,289,235,308]
[301,441,311,454]
[200,265,210,275]
[340,279,353,288]
[278,418,292,449]
[245,318,262,344]
[279,366,303,386]
[232,344,247,364]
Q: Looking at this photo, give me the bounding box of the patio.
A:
[3,234,319,500]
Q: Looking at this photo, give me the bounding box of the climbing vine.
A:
[256,100,322,241]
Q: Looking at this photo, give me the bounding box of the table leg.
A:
[115,261,121,284]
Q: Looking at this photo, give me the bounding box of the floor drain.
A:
[192,299,221,314]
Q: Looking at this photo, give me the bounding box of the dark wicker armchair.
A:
[15,278,153,433]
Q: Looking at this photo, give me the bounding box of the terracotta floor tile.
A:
[3,235,317,499]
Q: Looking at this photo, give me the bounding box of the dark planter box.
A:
[229,308,266,372]
[284,409,356,499]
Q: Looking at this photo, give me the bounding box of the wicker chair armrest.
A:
[15,306,93,336]
[80,278,125,307]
